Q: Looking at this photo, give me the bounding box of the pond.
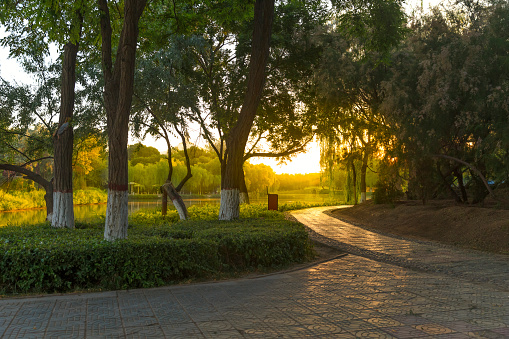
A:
[0,193,341,226]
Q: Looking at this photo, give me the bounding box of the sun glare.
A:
[248,141,321,175]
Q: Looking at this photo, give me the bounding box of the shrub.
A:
[0,205,313,294]
[373,180,404,204]
[73,188,108,205]
[0,189,108,212]
[0,190,46,211]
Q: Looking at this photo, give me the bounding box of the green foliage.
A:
[72,188,108,205]
[0,223,220,293]
[373,180,403,204]
[128,143,162,166]
[0,189,107,212]
[379,2,509,203]
[373,161,404,204]
[0,190,46,211]
[0,204,313,294]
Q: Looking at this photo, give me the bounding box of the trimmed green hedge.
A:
[0,205,313,294]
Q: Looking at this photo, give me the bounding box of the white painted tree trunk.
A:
[219,189,240,220]
[46,213,53,222]
[104,190,129,241]
[360,192,367,203]
[239,192,249,204]
[172,199,187,220]
[52,192,74,228]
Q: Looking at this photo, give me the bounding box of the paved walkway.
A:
[292,206,509,290]
[0,207,508,338]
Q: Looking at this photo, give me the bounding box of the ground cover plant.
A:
[0,203,324,295]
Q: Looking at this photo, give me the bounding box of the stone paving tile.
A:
[1,207,509,337]
[292,207,509,289]
[45,331,86,339]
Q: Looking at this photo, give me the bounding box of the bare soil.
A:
[331,200,509,255]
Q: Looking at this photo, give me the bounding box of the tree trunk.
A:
[360,150,369,203]
[219,0,274,220]
[100,0,147,240]
[437,164,462,203]
[44,182,54,221]
[162,182,188,220]
[351,160,358,205]
[52,41,79,229]
[454,167,468,203]
[161,188,168,216]
[239,169,250,204]
[220,188,240,220]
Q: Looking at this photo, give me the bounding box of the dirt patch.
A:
[331,200,509,255]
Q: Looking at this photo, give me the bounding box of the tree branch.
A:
[4,142,31,162]
[244,145,306,161]
[192,107,221,160]
[0,163,51,189]
[21,156,53,168]
[0,128,48,145]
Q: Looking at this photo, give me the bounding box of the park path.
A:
[0,206,508,338]
[292,206,509,290]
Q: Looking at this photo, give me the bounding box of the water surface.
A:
[0,193,340,226]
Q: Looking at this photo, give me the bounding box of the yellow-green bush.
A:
[0,189,108,211]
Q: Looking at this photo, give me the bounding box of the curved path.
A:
[292,206,509,290]
[0,207,508,338]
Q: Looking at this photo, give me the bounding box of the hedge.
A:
[0,206,313,294]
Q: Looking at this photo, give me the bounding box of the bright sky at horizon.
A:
[0,0,445,175]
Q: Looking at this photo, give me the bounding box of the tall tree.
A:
[99,0,148,240]
[191,0,322,211]
[315,0,406,203]
[0,68,57,220]
[0,0,95,228]
[218,0,275,220]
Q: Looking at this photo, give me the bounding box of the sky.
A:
[0,0,444,175]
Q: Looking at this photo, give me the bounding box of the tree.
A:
[131,38,200,220]
[315,0,406,203]
[217,0,275,219]
[381,2,509,204]
[73,134,106,189]
[98,0,148,240]
[0,61,59,220]
[0,1,91,228]
[190,0,323,213]
[128,143,162,166]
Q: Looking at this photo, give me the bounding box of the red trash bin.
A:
[268,194,278,211]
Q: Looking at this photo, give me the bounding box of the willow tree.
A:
[316,0,406,203]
